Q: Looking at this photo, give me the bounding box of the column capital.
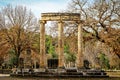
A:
[76,20,84,24]
[39,20,46,24]
[58,20,64,24]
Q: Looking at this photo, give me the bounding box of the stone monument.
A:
[39,13,84,70]
[10,13,108,77]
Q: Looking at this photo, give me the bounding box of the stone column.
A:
[40,20,46,68]
[58,21,64,68]
[76,21,83,68]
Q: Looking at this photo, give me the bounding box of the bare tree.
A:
[66,0,120,58]
[0,5,38,67]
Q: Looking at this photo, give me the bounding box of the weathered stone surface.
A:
[76,23,83,68]
[41,13,80,21]
[58,21,64,68]
[40,12,82,69]
[39,20,46,68]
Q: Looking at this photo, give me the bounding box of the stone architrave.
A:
[76,22,83,68]
[40,20,46,68]
[58,21,64,68]
[41,13,80,21]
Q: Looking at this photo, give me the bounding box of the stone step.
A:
[10,73,109,78]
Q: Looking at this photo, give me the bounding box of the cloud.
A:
[24,1,69,19]
[0,0,70,18]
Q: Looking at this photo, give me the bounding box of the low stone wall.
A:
[105,70,120,77]
[0,69,12,74]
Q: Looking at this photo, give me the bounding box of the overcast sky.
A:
[0,0,71,18]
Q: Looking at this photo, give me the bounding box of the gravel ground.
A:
[0,74,120,80]
[0,77,120,80]
[0,74,10,77]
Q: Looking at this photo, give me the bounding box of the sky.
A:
[0,0,70,18]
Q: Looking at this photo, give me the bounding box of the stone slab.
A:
[41,13,80,21]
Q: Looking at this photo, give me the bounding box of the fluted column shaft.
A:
[58,21,64,68]
[76,22,83,68]
[40,20,46,68]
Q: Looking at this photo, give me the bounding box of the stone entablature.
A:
[41,13,80,21]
